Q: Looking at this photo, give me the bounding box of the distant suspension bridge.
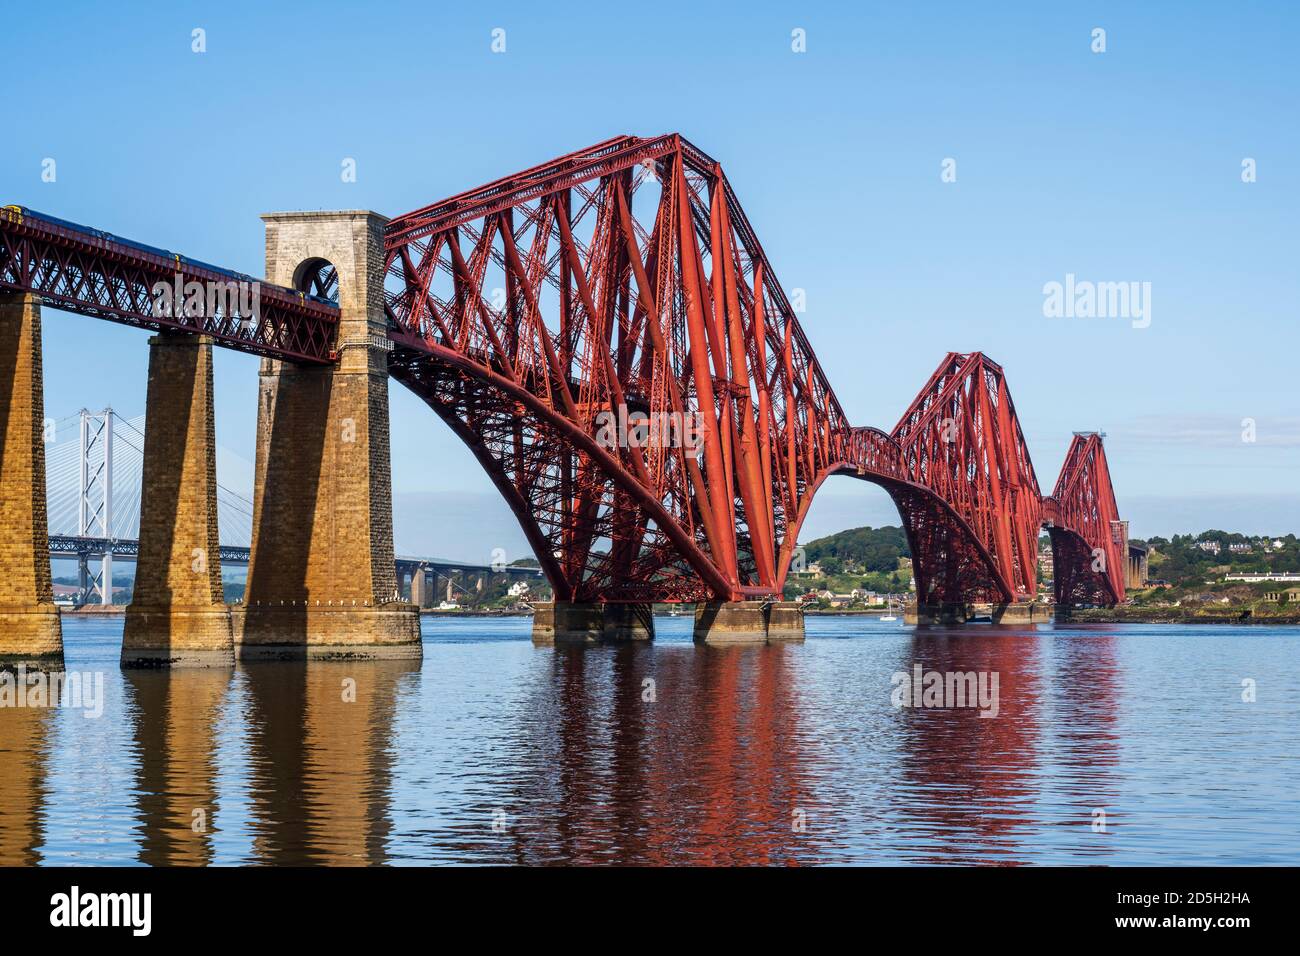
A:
[44,408,539,606]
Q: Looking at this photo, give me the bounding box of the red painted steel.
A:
[875,352,1043,605]
[384,135,855,603]
[1,136,1127,609]
[382,135,1127,608]
[0,205,337,363]
[1043,434,1127,606]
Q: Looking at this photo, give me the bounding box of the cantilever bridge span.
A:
[379,135,1127,611]
[0,133,1126,662]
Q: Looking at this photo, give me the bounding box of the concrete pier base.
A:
[765,602,807,643]
[602,603,654,642]
[532,601,601,643]
[904,602,970,625]
[411,568,431,608]
[989,602,1054,624]
[0,293,62,662]
[694,600,770,644]
[531,602,653,644]
[122,333,234,668]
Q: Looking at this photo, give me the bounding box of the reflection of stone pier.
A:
[0,672,54,864]
[125,668,231,865]
[242,659,416,864]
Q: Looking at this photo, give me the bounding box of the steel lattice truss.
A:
[3,137,1127,609]
[879,352,1043,605]
[1043,434,1127,606]
[384,135,850,603]
[0,207,337,363]
[383,136,1127,607]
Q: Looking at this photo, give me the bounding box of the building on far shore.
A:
[1126,544,1149,589]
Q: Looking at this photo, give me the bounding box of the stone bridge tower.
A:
[238,211,420,659]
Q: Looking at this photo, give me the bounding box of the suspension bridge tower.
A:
[76,408,115,606]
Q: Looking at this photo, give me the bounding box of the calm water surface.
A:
[1,616,1296,865]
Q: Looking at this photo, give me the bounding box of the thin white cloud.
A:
[1104,414,1300,449]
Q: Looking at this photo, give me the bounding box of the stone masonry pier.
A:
[237,211,420,660]
[0,292,62,662]
[121,332,233,667]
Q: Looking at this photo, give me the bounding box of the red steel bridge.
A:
[0,134,1127,614]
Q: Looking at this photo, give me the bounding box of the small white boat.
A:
[879,597,899,622]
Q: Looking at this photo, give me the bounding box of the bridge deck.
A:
[47,534,542,577]
[1,205,338,363]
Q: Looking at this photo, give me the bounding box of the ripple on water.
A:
[0,615,1295,864]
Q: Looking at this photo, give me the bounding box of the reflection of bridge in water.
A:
[0,633,1127,865]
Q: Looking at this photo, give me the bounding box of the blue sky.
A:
[4,1,1297,560]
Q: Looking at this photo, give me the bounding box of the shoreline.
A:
[1064,608,1300,625]
[55,606,1300,625]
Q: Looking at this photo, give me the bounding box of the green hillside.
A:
[783,525,914,601]
[800,525,910,574]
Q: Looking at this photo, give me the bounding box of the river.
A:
[0,615,1295,865]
